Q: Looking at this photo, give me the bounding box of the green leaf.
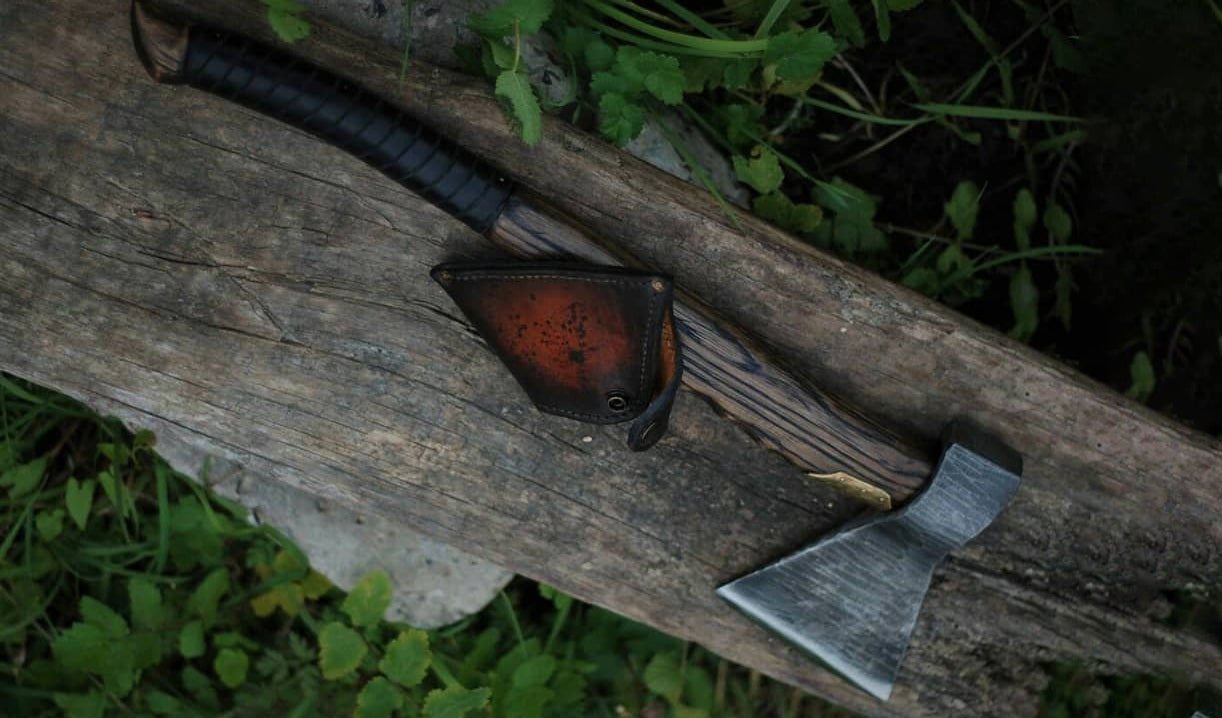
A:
[342,571,393,627]
[612,47,684,105]
[1044,202,1073,242]
[643,652,684,703]
[423,686,492,718]
[872,0,891,41]
[945,181,980,240]
[495,70,543,146]
[214,648,250,688]
[145,690,185,715]
[267,5,310,43]
[733,146,784,194]
[380,629,431,687]
[183,665,220,710]
[81,596,129,638]
[721,59,757,90]
[469,0,554,37]
[505,685,554,718]
[513,654,557,688]
[53,691,107,718]
[129,578,163,632]
[764,30,836,82]
[357,676,406,718]
[825,0,865,47]
[813,179,888,255]
[585,39,615,72]
[179,620,206,658]
[319,622,367,680]
[52,623,109,672]
[36,508,64,542]
[65,478,95,531]
[1008,264,1039,342]
[721,103,765,149]
[1126,351,1156,403]
[888,0,924,9]
[1013,188,1037,250]
[1,456,46,498]
[680,57,725,92]
[753,192,823,233]
[187,568,230,619]
[598,93,645,147]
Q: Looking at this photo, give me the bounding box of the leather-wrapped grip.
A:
[179,28,513,232]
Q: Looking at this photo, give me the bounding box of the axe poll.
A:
[130,4,1022,701]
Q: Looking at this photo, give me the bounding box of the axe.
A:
[130,4,1023,701]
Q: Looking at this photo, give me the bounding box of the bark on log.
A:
[0,1,1219,715]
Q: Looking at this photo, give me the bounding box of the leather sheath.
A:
[432,262,682,451]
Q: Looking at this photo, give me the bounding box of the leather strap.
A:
[176,27,514,232]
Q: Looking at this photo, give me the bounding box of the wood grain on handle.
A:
[490,194,932,504]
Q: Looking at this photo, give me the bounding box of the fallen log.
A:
[0,0,1218,715]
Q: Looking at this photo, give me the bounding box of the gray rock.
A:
[153,440,514,629]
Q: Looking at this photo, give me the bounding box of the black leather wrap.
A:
[179,28,514,232]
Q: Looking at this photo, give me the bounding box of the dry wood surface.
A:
[1,1,1220,715]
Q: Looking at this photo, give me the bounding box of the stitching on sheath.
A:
[450,273,662,416]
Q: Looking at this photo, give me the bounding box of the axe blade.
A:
[716,422,1022,701]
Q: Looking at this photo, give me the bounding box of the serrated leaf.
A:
[129,578,162,632]
[36,508,64,542]
[944,180,980,240]
[631,51,684,104]
[495,70,543,146]
[380,629,431,687]
[753,192,822,233]
[469,0,554,37]
[721,59,756,90]
[584,40,615,72]
[598,93,645,146]
[53,691,106,718]
[1126,351,1156,402]
[65,478,95,531]
[267,7,310,42]
[733,147,784,194]
[357,676,405,718]
[52,623,109,672]
[1008,264,1039,342]
[1,456,45,498]
[825,0,865,47]
[764,30,836,82]
[1013,188,1037,250]
[505,685,553,718]
[187,568,230,619]
[319,622,367,680]
[214,648,249,688]
[1044,202,1073,242]
[179,620,206,658]
[423,686,491,718]
[680,57,725,92]
[81,596,128,638]
[513,654,557,688]
[643,652,683,702]
[721,103,764,149]
[342,571,393,627]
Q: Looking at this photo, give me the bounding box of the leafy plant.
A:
[0,375,840,717]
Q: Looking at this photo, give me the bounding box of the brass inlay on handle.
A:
[807,471,893,511]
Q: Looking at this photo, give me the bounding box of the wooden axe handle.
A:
[131,3,932,504]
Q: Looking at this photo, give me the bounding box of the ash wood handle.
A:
[132,4,931,504]
[490,196,932,504]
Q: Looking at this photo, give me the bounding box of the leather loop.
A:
[433,262,682,450]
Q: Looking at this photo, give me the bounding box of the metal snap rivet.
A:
[651,279,665,292]
[606,392,630,412]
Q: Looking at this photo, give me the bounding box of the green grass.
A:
[0,375,860,717]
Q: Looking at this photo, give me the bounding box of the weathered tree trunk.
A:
[0,1,1218,716]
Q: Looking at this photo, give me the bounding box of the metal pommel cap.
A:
[130,1,190,83]
[717,421,1022,701]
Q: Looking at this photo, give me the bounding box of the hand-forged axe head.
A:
[716,421,1022,701]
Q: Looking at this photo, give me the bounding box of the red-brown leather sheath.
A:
[431,262,682,450]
